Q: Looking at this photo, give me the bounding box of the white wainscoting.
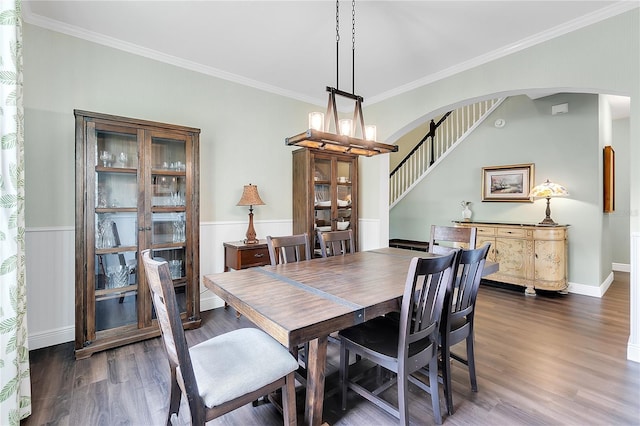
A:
[629,233,640,362]
[32,221,637,359]
[25,219,384,350]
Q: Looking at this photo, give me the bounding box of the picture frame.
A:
[481,163,534,202]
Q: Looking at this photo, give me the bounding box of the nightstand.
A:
[223,240,270,271]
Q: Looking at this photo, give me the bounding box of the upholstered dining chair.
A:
[141,250,298,426]
[438,243,491,415]
[317,229,355,257]
[266,233,311,265]
[429,225,477,254]
[338,250,460,425]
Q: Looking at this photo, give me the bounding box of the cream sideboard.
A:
[455,221,568,295]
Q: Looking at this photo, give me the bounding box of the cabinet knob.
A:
[254,253,264,258]
[146,226,152,231]
[138,227,145,232]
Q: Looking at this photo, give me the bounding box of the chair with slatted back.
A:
[338,250,460,425]
[266,233,311,265]
[428,225,477,254]
[438,243,491,415]
[141,250,298,426]
[317,229,354,257]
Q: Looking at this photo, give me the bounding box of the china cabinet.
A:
[74,110,201,359]
[455,221,568,295]
[292,148,358,256]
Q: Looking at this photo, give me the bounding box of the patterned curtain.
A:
[0,0,31,424]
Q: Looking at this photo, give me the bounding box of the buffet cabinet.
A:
[74,110,201,359]
[455,221,568,295]
[292,148,358,256]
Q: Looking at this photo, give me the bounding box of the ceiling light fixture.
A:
[285,0,398,157]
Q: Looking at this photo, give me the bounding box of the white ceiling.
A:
[23,1,635,113]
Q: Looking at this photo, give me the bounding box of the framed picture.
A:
[482,163,534,202]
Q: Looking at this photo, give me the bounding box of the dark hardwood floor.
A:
[24,273,639,425]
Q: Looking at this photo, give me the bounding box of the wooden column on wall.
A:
[604,145,615,213]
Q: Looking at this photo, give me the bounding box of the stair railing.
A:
[389,98,503,207]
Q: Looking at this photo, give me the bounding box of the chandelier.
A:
[285,0,398,157]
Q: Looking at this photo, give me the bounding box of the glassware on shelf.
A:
[116,152,128,168]
[168,260,182,279]
[107,265,130,288]
[99,150,112,167]
[172,220,185,242]
[97,219,115,248]
[97,184,108,208]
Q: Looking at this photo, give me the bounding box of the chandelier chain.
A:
[335,0,340,89]
[352,0,356,93]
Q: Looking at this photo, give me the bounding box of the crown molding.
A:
[22,2,637,108]
[367,2,639,105]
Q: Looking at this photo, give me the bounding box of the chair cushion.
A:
[188,328,299,408]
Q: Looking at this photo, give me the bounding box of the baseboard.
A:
[628,340,640,363]
[201,293,224,311]
[28,326,75,351]
[613,262,631,272]
[567,272,614,298]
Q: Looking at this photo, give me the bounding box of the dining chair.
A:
[438,243,491,415]
[266,233,311,265]
[141,250,298,426]
[338,250,460,425]
[317,229,354,257]
[429,224,477,254]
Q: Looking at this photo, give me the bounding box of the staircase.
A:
[389,98,504,207]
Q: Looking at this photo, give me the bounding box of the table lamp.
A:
[529,179,569,225]
[236,184,265,244]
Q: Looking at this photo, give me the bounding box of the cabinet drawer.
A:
[475,226,496,236]
[497,227,527,238]
[533,228,566,240]
[240,247,270,267]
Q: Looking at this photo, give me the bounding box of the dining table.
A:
[203,246,498,426]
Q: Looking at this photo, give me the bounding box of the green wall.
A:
[390,93,603,286]
[23,24,313,228]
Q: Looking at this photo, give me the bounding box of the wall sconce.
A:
[236,184,265,244]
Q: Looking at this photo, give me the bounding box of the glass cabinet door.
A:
[149,134,190,317]
[314,158,332,233]
[336,158,353,232]
[91,126,140,336]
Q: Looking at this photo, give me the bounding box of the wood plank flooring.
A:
[23,273,639,425]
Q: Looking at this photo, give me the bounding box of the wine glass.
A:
[99,150,111,167]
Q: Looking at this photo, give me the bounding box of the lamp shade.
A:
[236,184,265,207]
[530,179,569,225]
[529,179,569,199]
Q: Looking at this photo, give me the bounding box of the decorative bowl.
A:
[337,222,349,230]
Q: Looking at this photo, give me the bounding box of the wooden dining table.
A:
[203,247,498,426]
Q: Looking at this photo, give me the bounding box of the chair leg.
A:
[282,372,297,426]
[429,356,443,425]
[440,343,454,415]
[339,344,349,410]
[167,376,181,425]
[467,333,478,392]
[398,365,409,426]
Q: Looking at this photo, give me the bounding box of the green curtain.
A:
[0,0,31,424]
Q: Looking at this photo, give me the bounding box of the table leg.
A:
[304,335,328,426]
